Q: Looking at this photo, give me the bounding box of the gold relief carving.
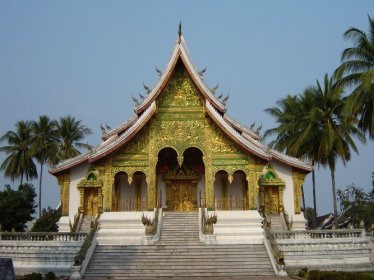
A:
[152,120,205,149]
[292,169,307,214]
[166,180,197,211]
[263,186,280,214]
[103,162,113,211]
[57,173,70,216]
[159,68,203,109]
[117,125,149,155]
[212,159,248,166]
[112,160,149,167]
[207,121,241,154]
[204,162,215,209]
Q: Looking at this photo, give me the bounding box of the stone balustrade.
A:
[0,232,88,276]
[0,232,87,241]
[272,229,364,240]
[272,229,373,271]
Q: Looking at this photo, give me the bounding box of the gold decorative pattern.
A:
[292,169,307,214]
[158,67,203,109]
[165,179,198,211]
[57,173,70,216]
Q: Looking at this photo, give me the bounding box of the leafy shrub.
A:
[308,270,374,280]
[22,273,42,280]
[44,272,56,280]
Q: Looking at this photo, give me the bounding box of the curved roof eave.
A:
[101,115,138,141]
[223,114,260,140]
[206,101,271,161]
[49,153,90,175]
[134,35,226,114]
[88,101,157,162]
[206,101,312,172]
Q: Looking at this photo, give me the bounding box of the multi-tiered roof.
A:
[50,27,312,175]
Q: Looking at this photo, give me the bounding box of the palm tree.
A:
[335,15,374,139]
[264,94,319,228]
[297,74,365,227]
[264,95,304,152]
[31,115,58,218]
[0,121,37,184]
[55,115,92,161]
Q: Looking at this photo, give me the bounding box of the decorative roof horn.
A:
[143,83,151,94]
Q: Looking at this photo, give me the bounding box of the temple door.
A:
[166,180,197,211]
[84,188,98,217]
[264,186,280,214]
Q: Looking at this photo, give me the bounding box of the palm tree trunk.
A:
[330,167,338,228]
[312,161,317,229]
[20,174,23,185]
[301,184,306,211]
[38,162,43,219]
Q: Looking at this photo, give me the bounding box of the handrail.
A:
[272,229,365,239]
[73,229,96,266]
[201,208,217,234]
[264,229,285,270]
[69,211,83,232]
[142,208,158,235]
[281,210,292,231]
[0,232,87,241]
[263,213,285,269]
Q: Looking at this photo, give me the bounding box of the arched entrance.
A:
[112,171,147,211]
[213,170,249,210]
[157,147,204,211]
[77,169,103,218]
[259,165,285,214]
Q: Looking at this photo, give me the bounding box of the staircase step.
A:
[85,212,274,279]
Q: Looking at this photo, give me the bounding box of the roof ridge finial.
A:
[178,20,182,44]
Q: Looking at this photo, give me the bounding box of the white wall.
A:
[271,160,295,215]
[69,162,89,221]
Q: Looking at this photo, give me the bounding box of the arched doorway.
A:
[156,147,204,211]
[213,170,249,210]
[259,165,285,214]
[112,171,147,211]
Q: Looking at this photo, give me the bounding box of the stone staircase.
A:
[84,211,275,279]
[79,216,94,232]
[269,214,286,231]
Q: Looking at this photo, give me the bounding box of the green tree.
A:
[31,207,61,232]
[335,15,374,139]
[55,115,92,161]
[298,74,365,227]
[264,95,303,153]
[264,94,320,228]
[265,74,365,227]
[337,184,374,229]
[0,121,37,184]
[0,183,37,231]
[31,116,58,218]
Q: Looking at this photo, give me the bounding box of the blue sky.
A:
[0,1,373,216]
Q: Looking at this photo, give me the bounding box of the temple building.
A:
[49,26,312,235]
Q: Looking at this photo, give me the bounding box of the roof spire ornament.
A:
[198,67,206,77]
[143,83,151,94]
[100,123,106,135]
[210,83,219,94]
[221,93,229,105]
[256,123,263,134]
[132,94,139,106]
[155,67,163,77]
[178,20,182,44]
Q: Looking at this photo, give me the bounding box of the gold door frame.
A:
[165,178,198,211]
